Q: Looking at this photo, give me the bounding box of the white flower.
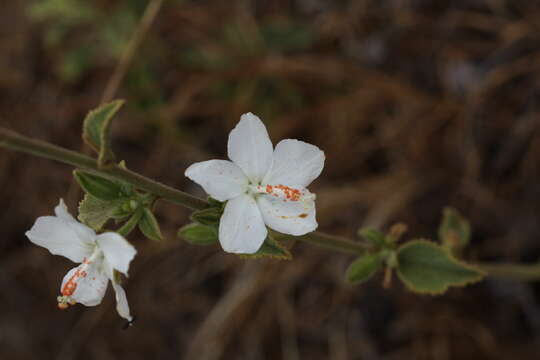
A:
[185,113,325,254]
[25,199,137,322]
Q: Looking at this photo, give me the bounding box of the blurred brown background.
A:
[2,0,540,359]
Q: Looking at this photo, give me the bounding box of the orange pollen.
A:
[58,302,69,310]
[265,185,273,194]
[274,185,301,201]
[299,213,308,218]
[61,268,87,296]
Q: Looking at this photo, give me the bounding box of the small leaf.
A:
[241,235,292,260]
[78,194,126,231]
[74,170,129,200]
[138,207,163,241]
[358,228,385,247]
[396,240,485,294]
[82,99,124,168]
[178,223,219,245]
[345,252,382,284]
[438,207,471,251]
[190,207,223,226]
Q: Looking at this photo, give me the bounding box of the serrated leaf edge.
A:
[396,239,485,295]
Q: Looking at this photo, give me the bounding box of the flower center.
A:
[58,248,102,310]
[249,184,316,203]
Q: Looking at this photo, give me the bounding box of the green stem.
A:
[0,127,207,210]
[474,262,540,281]
[0,127,367,254]
[293,232,369,254]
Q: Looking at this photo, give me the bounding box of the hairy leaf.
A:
[396,240,484,294]
[78,194,126,231]
[82,99,124,167]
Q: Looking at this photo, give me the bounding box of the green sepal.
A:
[74,170,130,200]
[116,209,144,237]
[240,235,292,260]
[396,239,485,295]
[138,207,163,241]
[358,228,385,248]
[345,252,383,284]
[82,99,124,168]
[78,194,126,231]
[190,207,223,226]
[207,197,224,209]
[178,223,219,245]
[438,207,471,252]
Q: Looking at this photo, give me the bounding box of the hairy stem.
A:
[0,127,367,254]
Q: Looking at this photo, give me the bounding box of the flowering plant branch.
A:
[0,124,367,254]
[0,101,538,322]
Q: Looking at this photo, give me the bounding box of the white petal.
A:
[218,194,267,254]
[264,139,325,187]
[54,198,97,241]
[227,113,273,183]
[112,280,133,322]
[26,216,95,263]
[61,263,108,306]
[54,199,75,221]
[96,233,136,275]
[185,160,248,201]
[257,192,318,236]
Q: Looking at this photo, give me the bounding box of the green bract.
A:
[138,207,163,241]
[82,99,124,168]
[190,207,223,226]
[178,223,219,245]
[396,240,484,294]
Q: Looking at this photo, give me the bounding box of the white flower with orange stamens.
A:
[185,113,325,254]
[25,199,136,322]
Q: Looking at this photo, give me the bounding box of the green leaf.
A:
[178,223,219,245]
[438,207,471,251]
[345,253,382,284]
[396,240,485,294]
[74,170,129,200]
[138,207,163,241]
[241,235,292,260]
[190,207,223,226]
[82,99,124,168]
[358,228,385,248]
[78,194,126,231]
